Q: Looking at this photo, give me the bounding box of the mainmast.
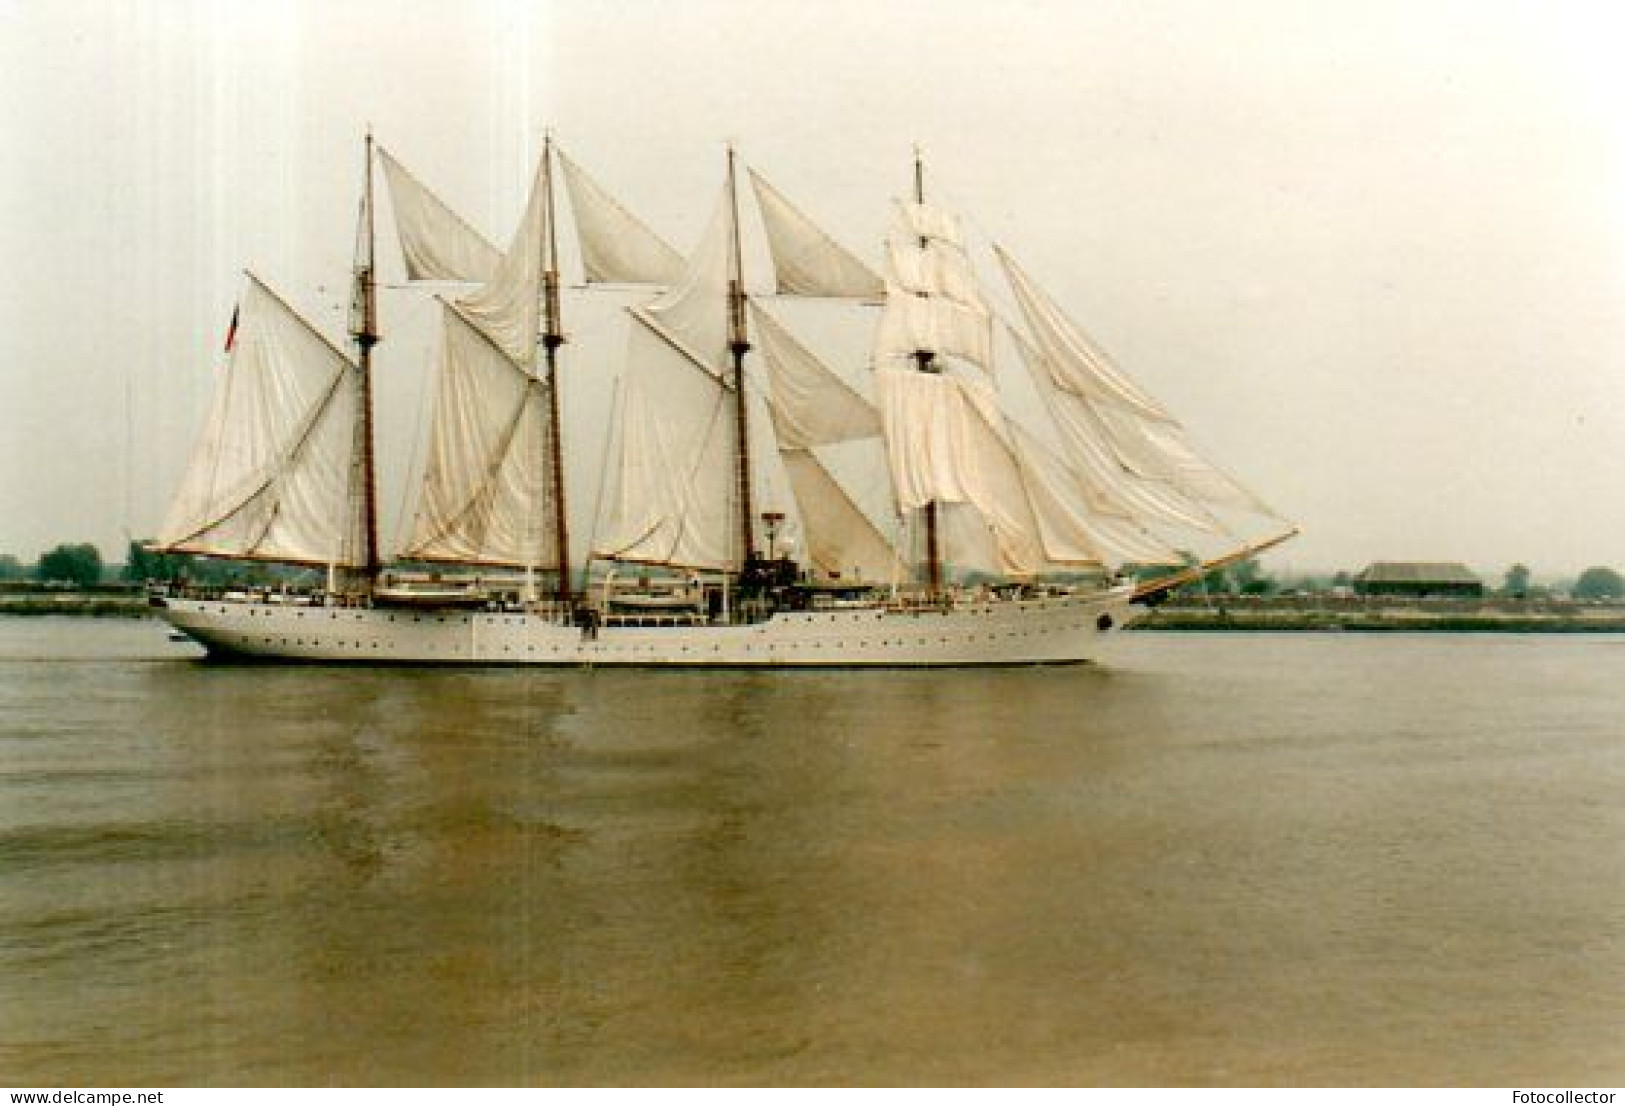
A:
[350,130,383,594]
[912,147,943,597]
[541,133,572,604]
[726,145,756,568]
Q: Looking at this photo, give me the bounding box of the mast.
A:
[912,146,942,597]
[726,144,756,568]
[351,130,382,593]
[541,133,572,604]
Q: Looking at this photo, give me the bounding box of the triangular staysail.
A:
[748,169,883,298]
[455,154,550,367]
[995,245,1173,423]
[556,150,686,286]
[998,248,1282,528]
[375,146,502,283]
[1007,422,1183,566]
[1008,326,1224,533]
[640,192,735,371]
[749,303,880,449]
[779,449,901,583]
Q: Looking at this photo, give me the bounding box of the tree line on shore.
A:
[5,540,1625,601]
[0,542,317,591]
[1160,558,1625,601]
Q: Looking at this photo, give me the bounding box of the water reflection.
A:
[1,622,1621,1084]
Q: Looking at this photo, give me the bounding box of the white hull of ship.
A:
[153,587,1144,667]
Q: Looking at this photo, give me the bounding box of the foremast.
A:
[152,139,378,580]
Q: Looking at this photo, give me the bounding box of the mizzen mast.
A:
[726,145,757,568]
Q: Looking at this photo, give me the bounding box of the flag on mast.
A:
[224,305,240,353]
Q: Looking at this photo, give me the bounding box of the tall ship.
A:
[147,134,1293,666]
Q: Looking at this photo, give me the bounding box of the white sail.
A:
[779,449,900,583]
[895,200,964,247]
[593,314,736,571]
[952,378,1049,576]
[876,368,1043,576]
[1000,249,1276,523]
[997,245,1175,423]
[641,191,733,371]
[376,146,502,283]
[885,238,980,309]
[749,303,880,449]
[157,275,364,567]
[748,169,883,298]
[1011,329,1223,533]
[874,282,993,372]
[875,199,993,371]
[455,154,549,367]
[1009,423,1183,566]
[1093,406,1275,514]
[875,367,971,511]
[401,303,557,569]
[147,142,1299,671]
[556,150,686,285]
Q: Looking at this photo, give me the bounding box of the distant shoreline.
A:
[5,589,1625,633]
[0,591,149,617]
[1136,596,1625,633]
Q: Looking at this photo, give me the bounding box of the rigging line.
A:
[244,492,287,559]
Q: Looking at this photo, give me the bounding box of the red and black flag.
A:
[224,304,240,353]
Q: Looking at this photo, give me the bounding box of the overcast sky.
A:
[3,0,1624,578]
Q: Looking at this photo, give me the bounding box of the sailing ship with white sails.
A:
[147,134,1293,665]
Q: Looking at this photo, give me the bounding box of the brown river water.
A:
[1,618,1620,1085]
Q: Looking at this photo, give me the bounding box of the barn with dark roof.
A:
[1353,562,1484,598]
